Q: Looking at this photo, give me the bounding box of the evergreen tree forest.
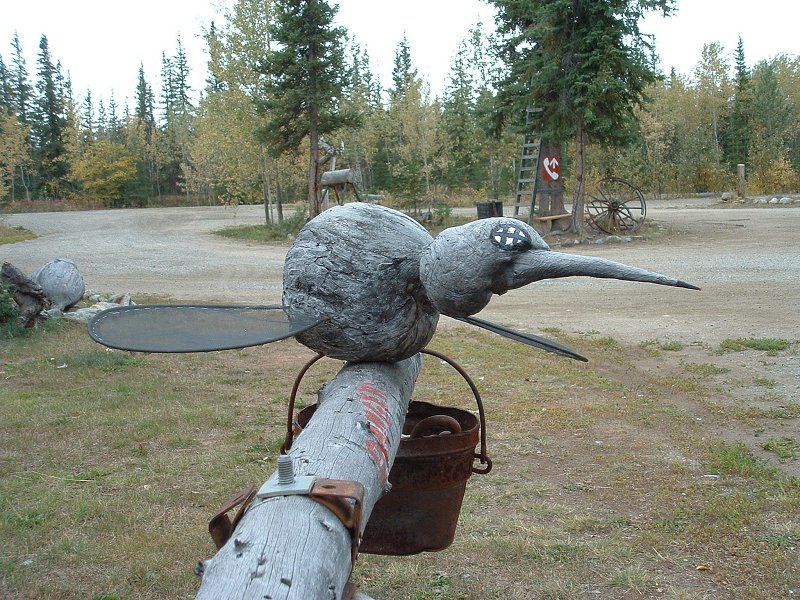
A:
[2,0,799,214]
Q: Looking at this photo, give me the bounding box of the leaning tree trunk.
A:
[571,114,589,235]
[196,355,422,599]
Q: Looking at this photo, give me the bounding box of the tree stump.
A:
[1,262,51,327]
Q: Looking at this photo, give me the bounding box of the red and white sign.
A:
[542,156,561,182]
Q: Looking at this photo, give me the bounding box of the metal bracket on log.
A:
[308,479,365,565]
[208,486,257,550]
[255,473,365,565]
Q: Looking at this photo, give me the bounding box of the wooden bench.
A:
[534,213,572,222]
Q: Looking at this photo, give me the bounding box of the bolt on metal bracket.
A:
[257,455,315,499]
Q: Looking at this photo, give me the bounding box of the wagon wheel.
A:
[585,176,646,234]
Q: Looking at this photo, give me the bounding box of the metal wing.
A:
[88,304,323,353]
[456,315,588,362]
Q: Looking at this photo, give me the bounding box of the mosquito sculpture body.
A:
[89,203,698,361]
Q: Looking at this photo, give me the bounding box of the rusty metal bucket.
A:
[283,349,491,556]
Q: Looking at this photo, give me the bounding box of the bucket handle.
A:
[281,352,325,454]
[280,349,493,475]
[410,414,462,437]
[421,348,492,474]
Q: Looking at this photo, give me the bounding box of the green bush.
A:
[0,279,16,324]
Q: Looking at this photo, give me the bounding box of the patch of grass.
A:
[540,326,564,336]
[592,336,622,350]
[762,437,798,461]
[412,574,456,600]
[607,563,658,594]
[0,279,18,326]
[0,221,37,244]
[1,509,47,529]
[638,339,662,357]
[733,401,800,421]
[1,303,67,340]
[761,530,800,548]
[707,441,778,479]
[216,208,308,242]
[753,375,777,388]
[682,361,729,377]
[660,341,684,351]
[640,338,683,352]
[51,350,140,371]
[425,216,475,237]
[719,337,790,353]
[528,541,582,563]
[215,208,474,244]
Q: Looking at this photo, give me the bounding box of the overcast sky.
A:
[2,0,798,109]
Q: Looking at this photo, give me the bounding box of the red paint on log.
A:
[357,383,391,482]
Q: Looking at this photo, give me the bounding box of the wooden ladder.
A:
[513,107,543,224]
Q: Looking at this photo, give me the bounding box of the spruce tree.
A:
[32,34,69,197]
[340,39,381,193]
[2,36,33,200]
[381,37,438,201]
[0,55,13,114]
[97,98,107,136]
[9,32,32,124]
[81,89,94,150]
[725,36,750,170]
[256,0,358,217]
[489,0,674,231]
[134,64,159,201]
[441,40,480,188]
[159,38,194,195]
[107,92,122,143]
[391,35,416,99]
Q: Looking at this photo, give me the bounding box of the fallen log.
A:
[1,262,51,327]
[196,354,422,599]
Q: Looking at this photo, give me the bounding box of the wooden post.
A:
[737,163,746,198]
[196,355,423,599]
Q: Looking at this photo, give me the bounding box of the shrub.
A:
[0,279,16,325]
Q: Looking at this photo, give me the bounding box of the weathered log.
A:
[284,204,438,362]
[196,355,423,599]
[1,262,51,327]
[32,258,85,311]
[320,168,358,186]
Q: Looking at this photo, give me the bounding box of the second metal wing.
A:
[88,304,323,353]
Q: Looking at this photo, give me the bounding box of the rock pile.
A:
[752,196,798,205]
[61,292,134,323]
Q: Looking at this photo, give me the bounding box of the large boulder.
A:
[32,258,85,311]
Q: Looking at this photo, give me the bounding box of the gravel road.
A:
[3,200,799,347]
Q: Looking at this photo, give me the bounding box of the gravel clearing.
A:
[3,199,799,347]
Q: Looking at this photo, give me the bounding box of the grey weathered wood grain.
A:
[320,168,359,186]
[284,203,438,362]
[196,355,422,600]
[32,258,85,310]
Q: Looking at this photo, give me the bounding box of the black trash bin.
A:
[476,200,503,219]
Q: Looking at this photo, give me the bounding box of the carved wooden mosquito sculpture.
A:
[89,203,699,361]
